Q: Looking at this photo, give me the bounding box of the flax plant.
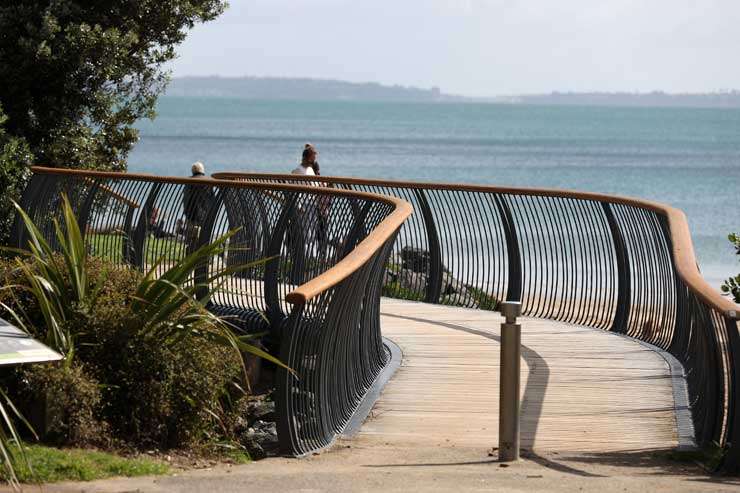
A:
[10,195,284,367]
[0,194,288,488]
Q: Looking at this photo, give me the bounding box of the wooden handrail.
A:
[31,166,412,306]
[213,171,739,319]
[83,177,140,209]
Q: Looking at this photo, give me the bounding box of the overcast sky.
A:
[170,0,740,97]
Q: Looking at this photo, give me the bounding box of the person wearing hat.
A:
[182,161,216,254]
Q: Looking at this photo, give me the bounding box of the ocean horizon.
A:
[128,96,740,289]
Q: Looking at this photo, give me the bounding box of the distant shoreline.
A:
[165,76,740,109]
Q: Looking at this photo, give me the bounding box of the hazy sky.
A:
[170,0,740,97]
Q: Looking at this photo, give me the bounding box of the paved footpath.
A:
[24,300,740,492]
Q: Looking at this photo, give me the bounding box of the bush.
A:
[0,255,244,449]
[85,284,243,447]
[0,106,32,245]
[17,362,107,447]
[0,197,285,468]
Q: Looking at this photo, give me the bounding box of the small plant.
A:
[721,233,740,304]
[0,385,35,491]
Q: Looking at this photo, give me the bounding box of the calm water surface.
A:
[129,98,740,286]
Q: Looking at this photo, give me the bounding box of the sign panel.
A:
[0,318,63,366]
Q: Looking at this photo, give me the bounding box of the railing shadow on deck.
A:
[11,166,412,457]
[213,171,740,473]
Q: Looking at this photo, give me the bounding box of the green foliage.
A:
[5,443,169,483]
[83,289,244,447]
[0,386,35,491]
[465,286,500,311]
[10,195,99,355]
[0,1,226,170]
[0,2,227,249]
[1,196,285,451]
[381,281,424,302]
[721,233,740,304]
[17,362,108,447]
[88,233,185,263]
[0,106,33,245]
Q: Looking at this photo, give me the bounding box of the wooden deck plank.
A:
[353,299,679,453]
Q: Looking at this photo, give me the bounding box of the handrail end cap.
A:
[285,292,307,306]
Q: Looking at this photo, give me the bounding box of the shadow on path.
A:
[378,312,606,477]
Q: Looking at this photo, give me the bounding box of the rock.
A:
[401,247,431,274]
[383,269,398,286]
[398,269,428,293]
[441,271,466,295]
[247,398,275,422]
[243,419,278,460]
[440,291,477,308]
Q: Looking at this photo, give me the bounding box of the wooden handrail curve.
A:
[30,166,412,306]
[213,171,738,319]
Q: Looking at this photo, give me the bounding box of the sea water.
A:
[128,97,740,287]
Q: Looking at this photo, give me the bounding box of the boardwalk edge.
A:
[613,333,698,451]
[341,338,403,438]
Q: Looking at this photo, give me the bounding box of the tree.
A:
[0,107,33,243]
[0,1,226,243]
[721,233,740,304]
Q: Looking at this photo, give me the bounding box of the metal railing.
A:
[214,171,740,472]
[11,167,412,456]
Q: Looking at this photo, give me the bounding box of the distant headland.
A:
[490,91,740,108]
[166,76,740,108]
[165,76,465,102]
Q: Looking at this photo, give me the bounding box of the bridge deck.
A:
[355,299,679,453]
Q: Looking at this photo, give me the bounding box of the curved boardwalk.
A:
[356,298,679,453]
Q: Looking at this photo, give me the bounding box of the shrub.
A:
[85,287,243,448]
[16,362,107,447]
[1,254,244,449]
[1,196,283,452]
[721,233,740,304]
[0,106,32,245]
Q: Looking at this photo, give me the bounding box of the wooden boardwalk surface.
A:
[354,298,679,453]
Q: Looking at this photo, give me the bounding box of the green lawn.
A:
[6,444,169,483]
[87,233,185,263]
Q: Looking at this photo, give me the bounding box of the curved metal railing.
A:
[214,171,740,472]
[11,167,412,456]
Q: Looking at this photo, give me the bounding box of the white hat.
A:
[191,161,205,175]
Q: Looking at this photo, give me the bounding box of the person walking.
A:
[292,143,320,176]
[182,161,216,255]
[287,144,329,281]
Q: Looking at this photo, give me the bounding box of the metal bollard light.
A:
[498,301,522,461]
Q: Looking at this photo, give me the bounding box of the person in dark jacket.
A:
[182,161,216,254]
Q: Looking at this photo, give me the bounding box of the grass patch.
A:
[664,443,727,471]
[218,446,252,465]
[381,281,424,301]
[466,286,500,311]
[87,233,185,263]
[6,444,169,483]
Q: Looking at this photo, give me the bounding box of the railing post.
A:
[129,182,162,268]
[413,189,443,304]
[499,301,522,461]
[601,202,630,333]
[264,194,297,327]
[494,195,522,303]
